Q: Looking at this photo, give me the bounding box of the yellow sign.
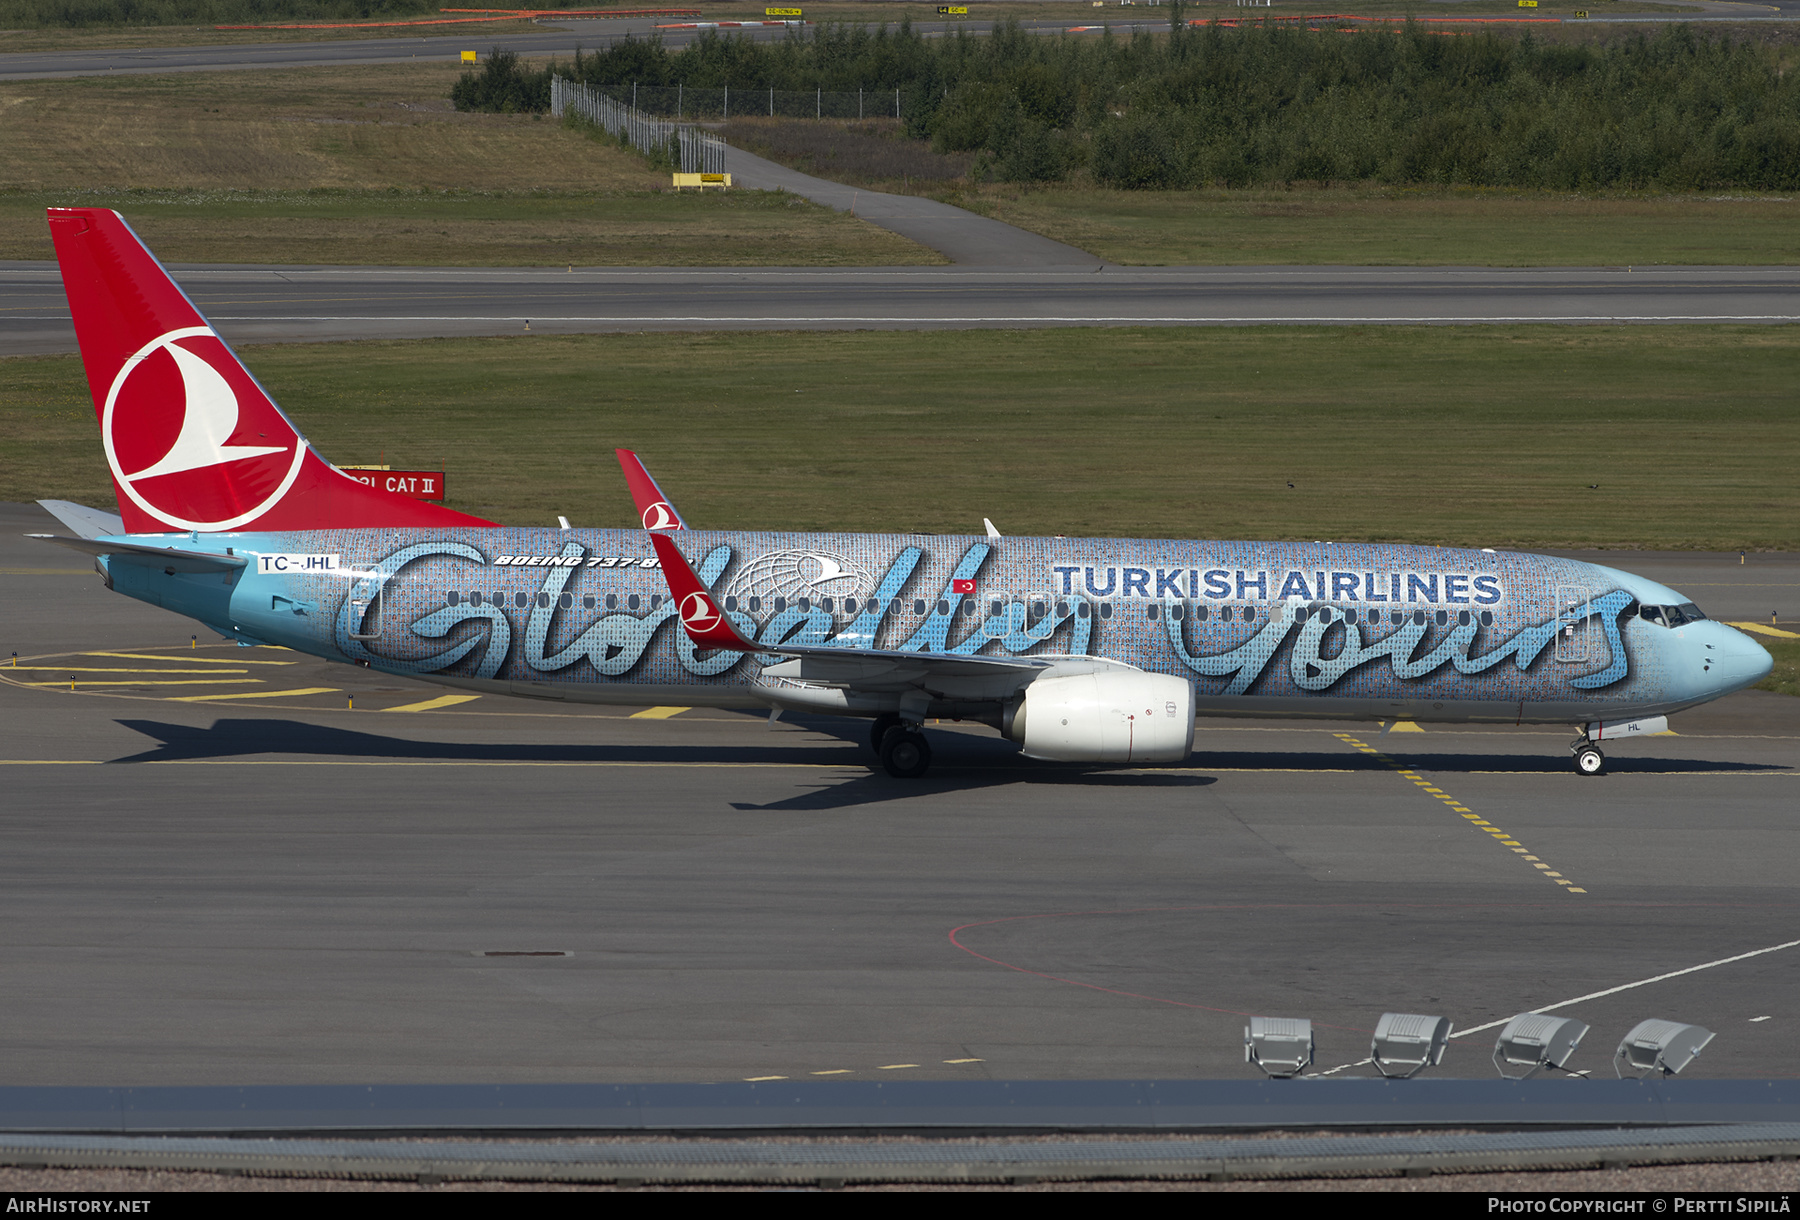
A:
[461,50,477,62]
[1518,1,1537,6]
[938,4,969,11]
[765,7,801,14]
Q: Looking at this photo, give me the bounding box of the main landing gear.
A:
[868,713,932,779]
[1571,735,1606,776]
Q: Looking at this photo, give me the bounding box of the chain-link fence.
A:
[551,77,727,174]
[602,84,905,121]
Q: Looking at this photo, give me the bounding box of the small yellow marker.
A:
[462,50,477,62]
[630,706,690,720]
[191,635,197,650]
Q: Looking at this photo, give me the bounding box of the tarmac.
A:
[2,501,1795,1089]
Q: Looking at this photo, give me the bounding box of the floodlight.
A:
[1492,1013,1589,1080]
[1613,1019,1715,1079]
[1371,1013,1452,1079]
[1245,1017,1314,1078]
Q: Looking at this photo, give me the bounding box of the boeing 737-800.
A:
[30,208,1774,778]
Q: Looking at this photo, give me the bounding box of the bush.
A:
[450,49,553,115]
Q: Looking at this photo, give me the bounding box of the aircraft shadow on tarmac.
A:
[106,720,1784,811]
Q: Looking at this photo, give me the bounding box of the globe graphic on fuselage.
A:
[724,549,871,612]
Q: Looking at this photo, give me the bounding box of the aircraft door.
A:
[349,583,385,641]
[1554,585,1590,664]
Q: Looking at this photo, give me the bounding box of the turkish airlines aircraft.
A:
[33,209,1774,778]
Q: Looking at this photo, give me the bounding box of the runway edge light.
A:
[1370,1013,1452,1079]
[1493,1013,1589,1080]
[1613,1019,1715,1079]
[1245,1016,1314,1078]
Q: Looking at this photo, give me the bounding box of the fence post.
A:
[724,83,728,118]
[895,87,899,118]
[677,82,682,119]
[769,85,774,116]
[816,87,820,119]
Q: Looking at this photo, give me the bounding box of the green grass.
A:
[969,185,1800,267]
[4,326,1796,549]
[0,187,938,266]
[1757,637,1800,697]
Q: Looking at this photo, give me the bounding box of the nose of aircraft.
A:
[1698,622,1774,696]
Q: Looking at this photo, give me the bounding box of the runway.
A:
[2,501,1796,1087]
[8,263,1800,355]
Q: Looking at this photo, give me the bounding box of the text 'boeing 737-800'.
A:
[29,208,1774,778]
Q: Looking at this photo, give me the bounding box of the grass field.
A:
[0,63,938,265]
[1760,638,1800,696]
[968,186,1800,267]
[4,326,1795,550]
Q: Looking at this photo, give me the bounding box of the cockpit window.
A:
[1640,602,1708,628]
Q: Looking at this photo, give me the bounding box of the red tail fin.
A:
[48,208,495,534]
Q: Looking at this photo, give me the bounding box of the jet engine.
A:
[1004,670,1195,764]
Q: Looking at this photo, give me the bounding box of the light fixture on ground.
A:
[1371,1013,1452,1079]
[1614,1019,1715,1079]
[1493,1013,1589,1079]
[1245,1017,1314,1078]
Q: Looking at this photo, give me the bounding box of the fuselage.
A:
[96,527,1772,727]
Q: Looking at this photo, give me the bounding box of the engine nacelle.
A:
[1007,670,1195,764]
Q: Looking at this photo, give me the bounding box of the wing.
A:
[646,531,1055,690]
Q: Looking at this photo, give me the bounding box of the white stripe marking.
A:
[1450,937,1800,1038]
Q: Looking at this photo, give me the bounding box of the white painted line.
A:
[193,314,1800,325]
[1451,937,1800,1038]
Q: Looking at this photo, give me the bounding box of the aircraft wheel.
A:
[1574,746,1606,776]
[868,713,900,754]
[880,728,932,779]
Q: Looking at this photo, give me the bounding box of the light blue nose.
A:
[1695,622,1774,696]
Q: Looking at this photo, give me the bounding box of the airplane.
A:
[29,207,1775,779]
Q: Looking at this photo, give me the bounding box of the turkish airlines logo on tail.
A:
[641,501,681,531]
[680,591,722,632]
[103,327,306,531]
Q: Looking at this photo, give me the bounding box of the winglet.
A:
[616,449,688,531]
[648,532,759,652]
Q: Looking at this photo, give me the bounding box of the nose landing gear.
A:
[1571,736,1606,776]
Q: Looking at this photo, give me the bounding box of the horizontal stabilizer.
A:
[26,533,247,573]
[37,499,124,540]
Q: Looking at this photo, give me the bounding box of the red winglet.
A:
[649,532,758,651]
[615,449,687,531]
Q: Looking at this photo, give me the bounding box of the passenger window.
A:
[1078,602,1091,619]
[725,596,738,612]
[1392,611,1404,625]
[1480,611,1493,626]
[963,601,976,616]
[627,594,640,610]
[1146,604,1159,621]
[1194,605,1209,621]
[559,592,573,609]
[536,592,551,608]
[913,600,926,615]
[446,591,460,606]
[774,597,786,613]
[749,597,760,613]
[1099,603,1112,619]
[1171,603,1184,621]
[1435,610,1448,625]
[1244,607,1256,622]
[1457,610,1469,626]
[606,594,618,610]
[470,591,484,607]
[843,599,856,614]
[1413,611,1426,625]
[650,595,661,609]
[583,596,595,609]
[798,597,811,612]
[936,600,949,615]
